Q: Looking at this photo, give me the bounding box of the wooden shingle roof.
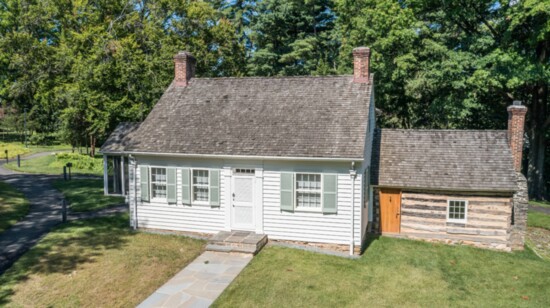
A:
[101,122,141,153]
[371,129,518,192]
[101,75,372,159]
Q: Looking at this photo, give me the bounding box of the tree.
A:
[247,0,338,76]
[335,0,549,198]
[0,0,245,155]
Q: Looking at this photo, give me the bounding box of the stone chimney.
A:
[507,101,527,172]
[173,51,196,87]
[353,47,371,83]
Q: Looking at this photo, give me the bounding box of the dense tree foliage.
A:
[0,0,244,154]
[0,0,548,198]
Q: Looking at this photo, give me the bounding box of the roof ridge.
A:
[190,75,355,81]
[379,128,507,132]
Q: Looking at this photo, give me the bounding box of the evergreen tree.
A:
[247,0,338,76]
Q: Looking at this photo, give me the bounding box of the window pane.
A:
[297,192,321,208]
[193,170,209,186]
[151,168,166,183]
[194,186,208,202]
[448,201,466,221]
[152,184,167,199]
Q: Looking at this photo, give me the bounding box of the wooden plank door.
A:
[379,189,402,233]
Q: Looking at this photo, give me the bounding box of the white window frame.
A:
[447,200,468,223]
[192,169,210,205]
[150,167,168,202]
[294,172,323,212]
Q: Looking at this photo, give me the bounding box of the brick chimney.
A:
[173,51,196,87]
[353,47,371,83]
[507,101,527,172]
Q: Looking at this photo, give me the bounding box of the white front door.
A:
[231,175,255,230]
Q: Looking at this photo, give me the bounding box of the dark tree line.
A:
[0,0,548,199]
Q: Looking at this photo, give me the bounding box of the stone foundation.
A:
[270,239,361,256]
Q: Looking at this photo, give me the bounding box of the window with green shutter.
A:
[166,168,176,204]
[192,169,209,203]
[296,173,322,209]
[280,173,294,211]
[322,174,338,214]
[210,170,220,207]
[140,166,149,202]
[181,168,191,205]
[150,167,168,201]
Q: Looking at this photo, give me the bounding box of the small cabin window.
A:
[447,200,468,223]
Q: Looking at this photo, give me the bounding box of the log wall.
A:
[373,188,515,251]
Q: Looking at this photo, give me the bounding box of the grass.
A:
[0,141,71,159]
[526,205,550,261]
[5,152,103,176]
[0,214,206,307]
[530,200,550,209]
[0,181,29,234]
[52,179,125,212]
[528,210,550,230]
[214,238,550,307]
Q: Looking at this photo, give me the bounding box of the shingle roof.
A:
[102,75,372,159]
[371,129,518,192]
[101,122,141,153]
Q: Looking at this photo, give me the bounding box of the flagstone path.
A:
[138,251,252,308]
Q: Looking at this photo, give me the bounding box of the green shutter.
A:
[322,174,338,214]
[280,173,294,212]
[166,168,176,204]
[209,170,220,207]
[181,168,191,205]
[140,166,149,202]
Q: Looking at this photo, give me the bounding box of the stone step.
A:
[207,240,258,250]
[207,231,268,255]
[206,244,257,254]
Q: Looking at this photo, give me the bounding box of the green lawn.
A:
[530,200,550,209]
[52,179,124,212]
[214,237,550,307]
[0,181,29,234]
[0,141,71,159]
[528,210,550,230]
[0,214,205,307]
[5,152,103,176]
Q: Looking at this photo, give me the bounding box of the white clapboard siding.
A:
[263,171,362,245]
[134,165,226,234]
[131,157,366,245]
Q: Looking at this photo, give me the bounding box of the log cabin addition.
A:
[100,47,528,254]
[371,125,529,251]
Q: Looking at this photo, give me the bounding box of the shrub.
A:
[54,153,103,173]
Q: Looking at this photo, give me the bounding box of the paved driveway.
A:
[0,151,125,275]
[0,173,64,274]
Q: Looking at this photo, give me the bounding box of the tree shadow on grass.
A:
[0,214,131,305]
[52,179,124,212]
[360,233,381,255]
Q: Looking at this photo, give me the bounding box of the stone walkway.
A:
[138,251,252,308]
